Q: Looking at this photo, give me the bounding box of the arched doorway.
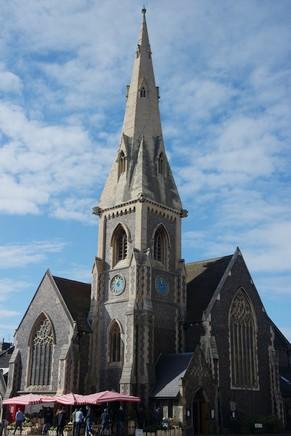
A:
[192,388,209,434]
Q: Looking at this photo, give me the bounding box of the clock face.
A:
[155,275,169,296]
[110,274,126,296]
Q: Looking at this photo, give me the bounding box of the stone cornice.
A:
[93,195,187,218]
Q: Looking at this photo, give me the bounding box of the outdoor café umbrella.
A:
[82,391,140,405]
[47,393,86,405]
[3,394,46,405]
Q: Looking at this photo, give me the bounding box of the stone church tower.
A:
[88,9,187,401]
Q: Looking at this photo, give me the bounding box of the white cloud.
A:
[0,279,31,302]
[0,64,22,94]
[255,274,291,297]
[0,241,66,268]
[0,309,20,318]
[0,102,116,216]
[51,197,97,224]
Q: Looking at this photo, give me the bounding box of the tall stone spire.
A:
[99,9,182,211]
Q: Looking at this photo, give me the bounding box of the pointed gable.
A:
[186,255,232,321]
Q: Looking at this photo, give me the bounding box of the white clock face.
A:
[110,274,126,296]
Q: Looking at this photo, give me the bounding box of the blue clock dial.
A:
[110,274,126,296]
[155,275,169,295]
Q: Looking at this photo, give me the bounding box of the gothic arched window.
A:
[109,321,121,363]
[153,225,168,265]
[29,315,54,386]
[229,289,258,389]
[139,86,146,98]
[158,152,164,175]
[112,225,128,266]
[118,151,126,179]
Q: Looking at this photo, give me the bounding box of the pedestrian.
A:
[13,409,25,435]
[74,408,84,436]
[42,408,53,435]
[99,408,110,435]
[56,408,66,436]
[84,406,93,436]
[71,409,77,436]
[116,406,125,436]
[0,407,8,436]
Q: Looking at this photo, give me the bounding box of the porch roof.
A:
[151,353,193,399]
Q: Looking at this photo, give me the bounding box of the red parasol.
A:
[48,393,86,405]
[82,390,140,404]
[3,394,45,405]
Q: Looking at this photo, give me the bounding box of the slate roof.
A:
[280,367,291,397]
[53,276,91,333]
[271,320,291,348]
[0,345,14,370]
[186,255,232,321]
[151,353,193,398]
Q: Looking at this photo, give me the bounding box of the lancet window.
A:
[229,289,258,389]
[158,152,164,174]
[118,151,126,179]
[153,225,168,265]
[139,86,146,97]
[109,321,121,363]
[29,315,54,386]
[112,225,128,266]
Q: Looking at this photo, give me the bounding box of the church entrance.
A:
[192,388,209,434]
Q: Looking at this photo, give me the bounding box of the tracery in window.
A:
[118,151,126,179]
[229,289,258,389]
[29,315,54,386]
[153,225,168,265]
[112,224,128,266]
[109,321,121,363]
[158,152,164,174]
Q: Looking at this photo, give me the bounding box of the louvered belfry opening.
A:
[154,225,167,265]
[113,225,128,266]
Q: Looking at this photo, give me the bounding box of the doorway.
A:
[192,388,209,434]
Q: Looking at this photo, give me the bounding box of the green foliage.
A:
[23,419,32,427]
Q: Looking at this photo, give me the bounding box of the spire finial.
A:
[142,6,146,17]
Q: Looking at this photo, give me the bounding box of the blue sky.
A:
[0,0,291,342]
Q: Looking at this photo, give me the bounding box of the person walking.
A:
[84,406,93,436]
[74,408,84,436]
[42,408,53,435]
[99,408,110,435]
[13,409,25,435]
[116,406,125,436]
[56,408,66,436]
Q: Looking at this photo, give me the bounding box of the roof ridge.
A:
[186,254,232,266]
[0,345,14,358]
[52,275,90,286]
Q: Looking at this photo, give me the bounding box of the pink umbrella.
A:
[3,394,45,405]
[83,391,140,405]
[48,393,86,405]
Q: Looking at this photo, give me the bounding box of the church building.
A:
[5,9,291,434]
